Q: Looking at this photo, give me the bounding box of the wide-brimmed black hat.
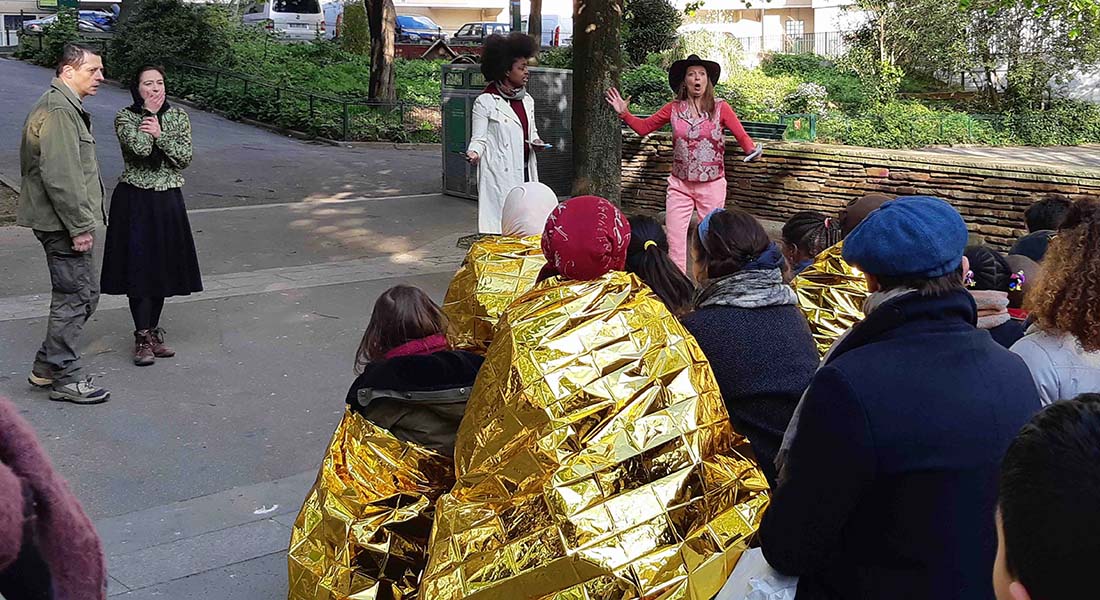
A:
[668,54,721,91]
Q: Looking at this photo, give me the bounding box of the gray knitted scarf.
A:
[695,268,798,309]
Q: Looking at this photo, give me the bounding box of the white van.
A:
[243,0,325,42]
[521,14,572,47]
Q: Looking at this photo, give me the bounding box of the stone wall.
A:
[621,134,1100,248]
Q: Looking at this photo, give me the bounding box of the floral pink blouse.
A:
[620,99,756,183]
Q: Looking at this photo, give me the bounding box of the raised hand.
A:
[139,116,162,139]
[605,88,631,115]
[144,90,165,115]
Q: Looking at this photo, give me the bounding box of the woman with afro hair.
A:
[465,32,549,234]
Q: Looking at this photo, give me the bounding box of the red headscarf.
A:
[539,196,630,281]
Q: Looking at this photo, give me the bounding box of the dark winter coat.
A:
[0,398,106,600]
[682,298,819,488]
[988,318,1027,349]
[759,290,1041,600]
[346,350,483,455]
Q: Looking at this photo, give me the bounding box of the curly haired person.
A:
[1011,196,1100,405]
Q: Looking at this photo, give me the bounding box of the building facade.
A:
[678,0,866,59]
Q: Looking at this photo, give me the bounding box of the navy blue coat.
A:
[760,290,1040,600]
[988,318,1026,349]
[682,304,818,488]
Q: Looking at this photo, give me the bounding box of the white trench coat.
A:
[467,92,540,234]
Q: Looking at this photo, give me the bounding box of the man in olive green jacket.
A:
[18,43,110,404]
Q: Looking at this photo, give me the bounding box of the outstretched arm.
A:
[719,101,758,156]
[606,88,674,137]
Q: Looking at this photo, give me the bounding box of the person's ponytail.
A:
[626,216,696,316]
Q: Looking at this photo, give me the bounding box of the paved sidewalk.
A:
[101,471,313,597]
[0,191,476,596]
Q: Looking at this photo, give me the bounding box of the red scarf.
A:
[485,83,530,160]
[383,333,450,359]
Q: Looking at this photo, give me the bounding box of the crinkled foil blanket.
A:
[442,235,547,354]
[288,409,454,600]
[420,271,770,600]
[792,241,869,356]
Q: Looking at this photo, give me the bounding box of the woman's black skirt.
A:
[101,182,203,298]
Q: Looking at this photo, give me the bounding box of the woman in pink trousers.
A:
[606,54,762,273]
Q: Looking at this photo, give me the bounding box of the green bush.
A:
[340,2,369,55]
[538,46,573,69]
[622,0,682,66]
[760,53,826,78]
[17,8,81,67]
[162,20,444,142]
[784,82,829,115]
[108,0,229,82]
[761,53,870,110]
[621,64,671,113]
[720,69,800,122]
[395,59,445,105]
[670,30,744,79]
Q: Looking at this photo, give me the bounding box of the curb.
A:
[0,172,18,192]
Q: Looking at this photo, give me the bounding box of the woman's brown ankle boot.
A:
[134,330,155,366]
[150,328,176,358]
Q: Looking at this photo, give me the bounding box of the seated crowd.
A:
[289,190,1100,600]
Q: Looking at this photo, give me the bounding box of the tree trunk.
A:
[117,0,141,23]
[366,0,397,101]
[572,0,623,204]
[528,0,543,45]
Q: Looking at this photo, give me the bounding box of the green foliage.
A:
[784,82,829,115]
[340,2,370,55]
[17,8,81,67]
[760,53,825,78]
[720,68,800,122]
[621,64,670,113]
[817,98,1100,148]
[961,0,1100,39]
[763,53,872,109]
[108,0,229,81]
[538,46,573,69]
[622,0,682,66]
[670,30,744,79]
[394,59,446,105]
[156,18,441,142]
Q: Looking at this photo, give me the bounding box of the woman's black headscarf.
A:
[127,65,171,116]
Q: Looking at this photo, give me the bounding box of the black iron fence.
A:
[736,31,852,58]
[167,61,441,143]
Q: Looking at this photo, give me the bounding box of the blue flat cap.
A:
[843,196,969,278]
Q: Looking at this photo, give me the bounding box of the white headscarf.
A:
[500,182,559,237]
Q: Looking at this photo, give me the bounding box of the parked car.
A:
[395,15,445,44]
[243,0,325,42]
[450,21,509,45]
[521,14,572,47]
[22,10,114,33]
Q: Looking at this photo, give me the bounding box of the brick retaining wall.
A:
[621,134,1100,248]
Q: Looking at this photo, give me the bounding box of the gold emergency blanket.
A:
[792,241,869,356]
[442,235,547,354]
[287,409,454,600]
[419,271,770,600]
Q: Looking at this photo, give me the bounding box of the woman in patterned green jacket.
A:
[101,65,203,366]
